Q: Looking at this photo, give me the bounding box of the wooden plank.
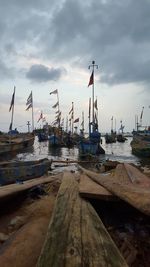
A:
[79,165,150,216]
[0,174,62,201]
[124,163,150,187]
[79,173,117,201]
[37,171,128,267]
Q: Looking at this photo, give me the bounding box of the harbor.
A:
[0,132,150,267]
[0,1,150,265]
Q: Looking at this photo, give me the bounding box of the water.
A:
[13,136,150,170]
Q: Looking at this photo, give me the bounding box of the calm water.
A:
[13,136,150,171]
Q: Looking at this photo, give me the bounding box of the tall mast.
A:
[31,91,34,132]
[88,60,98,132]
[57,90,60,128]
[9,86,16,131]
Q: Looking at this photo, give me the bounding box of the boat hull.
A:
[0,133,35,155]
[0,158,50,186]
[79,140,105,157]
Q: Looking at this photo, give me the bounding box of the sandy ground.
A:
[0,178,61,267]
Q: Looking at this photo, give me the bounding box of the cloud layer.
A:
[0,0,150,86]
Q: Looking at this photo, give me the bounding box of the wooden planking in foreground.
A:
[79,164,150,216]
[79,173,117,201]
[37,171,128,267]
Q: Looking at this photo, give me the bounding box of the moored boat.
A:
[0,158,51,185]
[0,132,35,156]
[131,128,150,157]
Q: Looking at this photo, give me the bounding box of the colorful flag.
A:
[52,101,59,108]
[88,71,93,87]
[50,89,58,95]
[9,88,15,112]
[74,118,79,123]
[37,112,43,122]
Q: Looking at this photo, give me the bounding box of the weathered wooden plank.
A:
[79,164,150,216]
[124,163,150,187]
[79,173,117,201]
[0,174,62,201]
[37,171,128,267]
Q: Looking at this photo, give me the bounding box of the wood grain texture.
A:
[79,164,150,216]
[37,171,128,267]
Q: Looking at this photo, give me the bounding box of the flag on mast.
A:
[140,106,144,120]
[37,111,43,122]
[26,91,33,110]
[88,71,93,87]
[9,88,15,112]
[94,99,98,110]
[74,118,79,123]
[52,101,59,108]
[50,89,58,95]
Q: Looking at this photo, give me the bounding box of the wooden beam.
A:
[37,171,128,267]
[79,164,150,216]
[79,173,117,201]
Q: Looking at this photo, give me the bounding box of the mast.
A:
[57,90,60,128]
[31,91,34,132]
[111,116,113,132]
[88,97,91,135]
[9,86,16,131]
[71,102,74,135]
[88,60,98,132]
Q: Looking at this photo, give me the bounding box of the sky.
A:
[0,0,150,133]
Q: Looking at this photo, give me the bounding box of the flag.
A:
[140,107,144,119]
[74,118,79,123]
[26,92,33,110]
[9,88,15,112]
[26,103,32,111]
[26,92,32,105]
[94,99,98,110]
[50,89,58,95]
[37,112,43,122]
[88,71,93,87]
[69,107,73,114]
[52,101,59,108]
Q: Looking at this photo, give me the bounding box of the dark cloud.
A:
[0,0,150,86]
[26,64,66,83]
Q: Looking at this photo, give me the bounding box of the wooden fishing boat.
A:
[131,128,150,157]
[0,133,35,156]
[105,117,116,143]
[0,158,51,186]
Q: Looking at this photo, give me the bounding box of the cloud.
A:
[0,0,150,87]
[26,64,66,83]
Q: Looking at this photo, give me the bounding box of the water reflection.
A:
[11,136,150,169]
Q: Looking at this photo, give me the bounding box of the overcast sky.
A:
[0,0,150,133]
